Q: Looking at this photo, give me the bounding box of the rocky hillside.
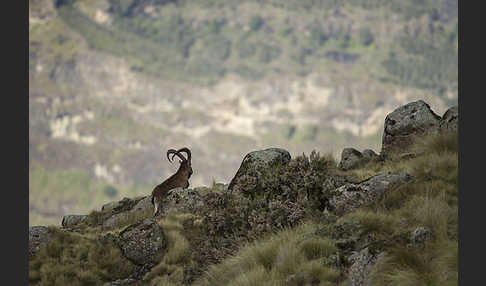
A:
[29,100,458,286]
[29,0,457,225]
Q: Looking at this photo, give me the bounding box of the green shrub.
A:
[29,228,135,285]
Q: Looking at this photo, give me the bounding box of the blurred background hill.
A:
[29,0,457,226]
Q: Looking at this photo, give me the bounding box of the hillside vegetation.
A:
[29,0,458,229]
[40,0,458,94]
[29,129,458,285]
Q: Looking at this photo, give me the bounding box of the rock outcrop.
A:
[328,172,412,216]
[102,196,153,230]
[157,187,205,216]
[439,106,458,133]
[228,147,291,195]
[116,219,168,265]
[348,247,385,286]
[61,214,88,228]
[338,148,364,171]
[28,226,54,257]
[338,148,380,171]
[381,100,441,156]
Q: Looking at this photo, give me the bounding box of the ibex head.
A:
[166,147,193,179]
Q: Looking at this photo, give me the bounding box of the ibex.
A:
[151,147,193,216]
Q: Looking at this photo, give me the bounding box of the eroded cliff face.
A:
[30,46,450,187]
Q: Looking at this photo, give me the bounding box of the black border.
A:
[458,0,476,285]
[9,0,29,283]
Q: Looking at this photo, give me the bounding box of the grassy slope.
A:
[29,131,458,285]
[193,133,457,286]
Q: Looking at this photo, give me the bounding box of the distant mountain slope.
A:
[29,0,457,226]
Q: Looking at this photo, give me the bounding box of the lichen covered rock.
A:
[328,172,412,216]
[61,214,88,228]
[338,148,364,171]
[158,187,205,216]
[439,106,458,133]
[348,247,385,286]
[381,100,441,156]
[116,219,168,265]
[228,147,291,196]
[29,226,54,257]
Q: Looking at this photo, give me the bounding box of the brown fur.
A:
[151,148,193,216]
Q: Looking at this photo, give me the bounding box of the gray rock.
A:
[228,147,291,194]
[328,172,412,216]
[102,196,153,230]
[348,247,385,286]
[92,196,148,230]
[381,100,441,156]
[362,149,379,160]
[29,226,54,257]
[61,214,88,228]
[339,148,364,171]
[101,200,123,212]
[439,106,458,133]
[158,187,205,216]
[117,219,168,265]
[132,195,153,213]
[411,227,433,247]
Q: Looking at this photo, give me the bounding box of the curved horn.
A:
[174,147,191,162]
[166,149,179,163]
[169,148,187,162]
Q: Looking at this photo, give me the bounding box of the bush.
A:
[29,228,135,285]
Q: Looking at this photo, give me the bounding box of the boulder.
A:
[439,106,458,133]
[61,214,88,228]
[338,148,364,171]
[96,197,149,230]
[348,247,385,286]
[381,100,441,156]
[228,148,291,195]
[362,149,379,160]
[29,226,54,257]
[102,196,153,230]
[339,148,381,171]
[158,187,205,216]
[102,197,145,213]
[328,172,412,216]
[116,219,168,265]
